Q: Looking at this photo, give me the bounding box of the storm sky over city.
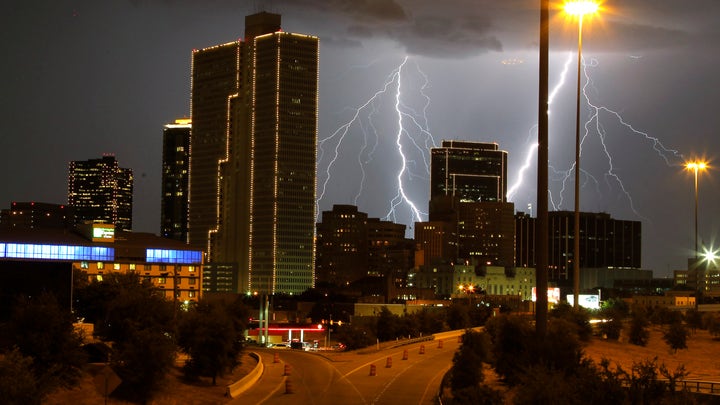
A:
[3,0,720,277]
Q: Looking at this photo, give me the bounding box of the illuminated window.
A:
[97,262,104,270]
[188,291,195,298]
[158,277,167,284]
[129,263,136,270]
[81,261,89,269]
[96,274,103,281]
[113,263,121,270]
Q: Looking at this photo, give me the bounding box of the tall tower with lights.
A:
[189,12,319,295]
[161,118,191,242]
[68,155,133,230]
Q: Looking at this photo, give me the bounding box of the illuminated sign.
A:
[92,227,115,240]
[531,287,561,304]
[566,294,600,310]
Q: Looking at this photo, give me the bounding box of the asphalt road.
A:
[231,331,463,405]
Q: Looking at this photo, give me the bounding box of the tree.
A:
[663,321,688,353]
[628,310,650,346]
[550,302,592,341]
[333,323,375,350]
[684,308,703,332]
[75,272,177,402]
[3,293,86,390]
[450,330,491,393]
[375,307,398,341]
[112,327,176,403]
[0,348,43,405]
[598,318,623,341]
[413,307,445,335]
[446,303,471,330]
[177,299,247,384]
[484,314,536,385]
[702,312,720,339]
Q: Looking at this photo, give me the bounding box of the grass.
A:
[583,325,720,381]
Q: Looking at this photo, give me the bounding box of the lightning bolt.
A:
[510,51,682,222]
[317,57,437,227]
[507,51,574,202]
[554,55,683,218]
[386,57,426,224]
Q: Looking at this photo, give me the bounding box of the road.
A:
[231,331,463,405]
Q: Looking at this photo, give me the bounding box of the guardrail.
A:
[226,352,263,398]
[673,380,720,395]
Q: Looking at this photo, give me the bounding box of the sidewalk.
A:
[228,350,287,404]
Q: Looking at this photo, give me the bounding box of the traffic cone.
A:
[386,356,392,368]
[285,379,293,394]
[419,344,425,354]
[402,349,408,360]
[369,364,377,376]
[284,364,291,376]
[437,339,444,349]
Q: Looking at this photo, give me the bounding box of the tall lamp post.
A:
[685,161,708,260]
[565,0,598,308]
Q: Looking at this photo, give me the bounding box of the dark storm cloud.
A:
[121,0,720,58]
[276,0,720,58]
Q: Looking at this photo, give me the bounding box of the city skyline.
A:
[3,1,720,277]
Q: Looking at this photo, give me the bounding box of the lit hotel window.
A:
[97,262,104,270]
[114,263,121,270]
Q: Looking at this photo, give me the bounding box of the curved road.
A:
[232,331,463,405]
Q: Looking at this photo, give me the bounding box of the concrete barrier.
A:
[226,352,263,398]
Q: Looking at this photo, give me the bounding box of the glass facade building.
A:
[190,13,318,295]
[67,155,133,230]
[161,119,191,242]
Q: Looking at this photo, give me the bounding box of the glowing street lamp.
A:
[685,161,708,259]
[565,0,599,309]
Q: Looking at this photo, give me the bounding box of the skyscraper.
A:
[428,140,513,266]
[68,155,133,230]
[430,140,508,203]
[190,12,318,295]
[161,118,191,242]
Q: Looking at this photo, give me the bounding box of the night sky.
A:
[3,1,720,277]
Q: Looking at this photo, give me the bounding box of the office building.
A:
[68,155,133,230]
[0,202,73,230]
[316,205,369,286]
[0,223,203,314]
[515,211,642,282]
[161,118,191,242]
[414,221,456,267]
[430,140,508,203]
[189,12,318,294]
[427,140,514,266]
[316,205,414,288]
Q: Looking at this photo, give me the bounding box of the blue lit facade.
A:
[0,229,204,302]
[146,248,202,264]
[0,243,114,261]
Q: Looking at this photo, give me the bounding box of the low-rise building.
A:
[0,223,204,305]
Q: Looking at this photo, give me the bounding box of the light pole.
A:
[536,0,550,337]
[685,161,708,259]
[565,0,598,308]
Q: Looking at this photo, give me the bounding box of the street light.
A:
[565,0,599,309]
[685,160,708,259]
